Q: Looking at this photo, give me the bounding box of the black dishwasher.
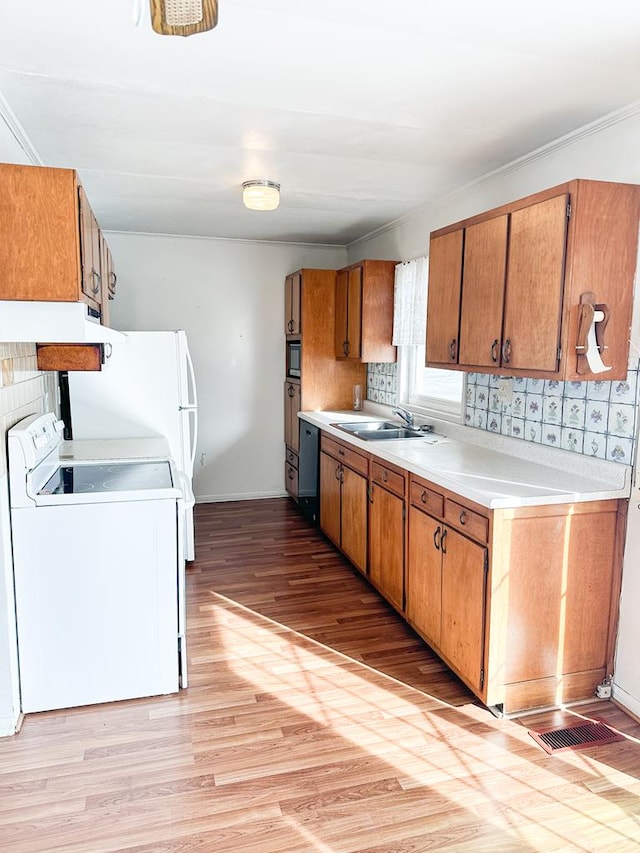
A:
[298,422,320,524]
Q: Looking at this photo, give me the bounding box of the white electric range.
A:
[8,412,188,714]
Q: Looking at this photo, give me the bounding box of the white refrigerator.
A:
[67,330,198,560]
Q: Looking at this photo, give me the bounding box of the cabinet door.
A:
[335,269,349,358]
[99,233,113,327]
[369,483,404,610]
[501,194,568,372]
[346,266,363,360]
[320,451,341,549]
[426,230,463,364]
[291,272,301,335]
[285,273,302,335]
[406,507,442,647]
[78,186,102,308]
[284,462,299,499]
[440,528,487,693]
[341,466,367,574]
[458,215,508,368]
[284,381,301,452]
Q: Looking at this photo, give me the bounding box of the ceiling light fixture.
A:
[242,180,281,211]
[149,0,218,37]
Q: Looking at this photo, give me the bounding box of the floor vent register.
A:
[528,721,625,754]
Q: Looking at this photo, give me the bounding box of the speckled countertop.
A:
[299,410,631,509]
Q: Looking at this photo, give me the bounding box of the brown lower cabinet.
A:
[408,506,487,694]
[407,474,624,713]
[317,427,625,714]
[319,435,368,575]
[368,460,406,613]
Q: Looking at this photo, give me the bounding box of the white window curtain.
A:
[392,256,428,346]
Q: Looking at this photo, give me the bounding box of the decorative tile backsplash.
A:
[367,362,399,407]
[466,361,640,465]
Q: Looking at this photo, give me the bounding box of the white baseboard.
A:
[195,490,287,503]
[0,712,20,738]
[611,683,640,720]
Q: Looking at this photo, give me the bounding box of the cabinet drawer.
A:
[285,462,299,498]
[371,460,405,498]
[286,448,299,469]
[321,435,369,476]
[410,480,444,517]
[36,343,103,372]
[444,499,489,542]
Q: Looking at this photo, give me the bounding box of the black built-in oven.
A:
[287,341,301,378]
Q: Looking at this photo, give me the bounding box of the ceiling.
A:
[1,1,640,245]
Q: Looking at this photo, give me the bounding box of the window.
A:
[397,344,465,423]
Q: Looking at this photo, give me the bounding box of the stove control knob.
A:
[33,434,49,449]
[53,420,65,433]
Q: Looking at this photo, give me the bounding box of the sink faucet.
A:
[392,407,415,428]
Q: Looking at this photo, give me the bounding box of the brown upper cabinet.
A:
[335,259,397,363]
[0,163,114,324]
[426,179,640,380]
[284,271,301,336]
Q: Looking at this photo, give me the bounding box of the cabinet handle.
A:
[343,340,350,357]
[287,467,294,480]
[287,319,294,332]
[433,525,441,551]
[502,338,512,364]
[490,339,499,363]
[459,510,467,526]
[382,470,388,483]
[420,490,428,505]
[338,448,344,456]
[91,269,101,295]
[449,338,457,361]
[287,385,294,398]
[108,272,117,299]
[335,465,341,481]
[441,527,448,555]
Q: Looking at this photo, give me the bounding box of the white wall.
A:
[107,233,347,501]
[347,105,640,716]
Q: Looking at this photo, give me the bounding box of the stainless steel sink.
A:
[333,421,426,440]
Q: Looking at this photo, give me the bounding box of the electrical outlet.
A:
[199,452,207,467]
[497,377,513,404]
[595,676,612,699]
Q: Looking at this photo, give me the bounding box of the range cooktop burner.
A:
[39,461,173,496]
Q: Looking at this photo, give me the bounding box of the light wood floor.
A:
[2,498,640,852]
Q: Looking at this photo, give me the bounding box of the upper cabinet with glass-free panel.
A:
[285,271,301,336]
[0,163,112,322]
[425,230,464,365]
[335,259,397,363]
[426,179,640,380]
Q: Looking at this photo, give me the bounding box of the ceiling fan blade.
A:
[149,0,218,37]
